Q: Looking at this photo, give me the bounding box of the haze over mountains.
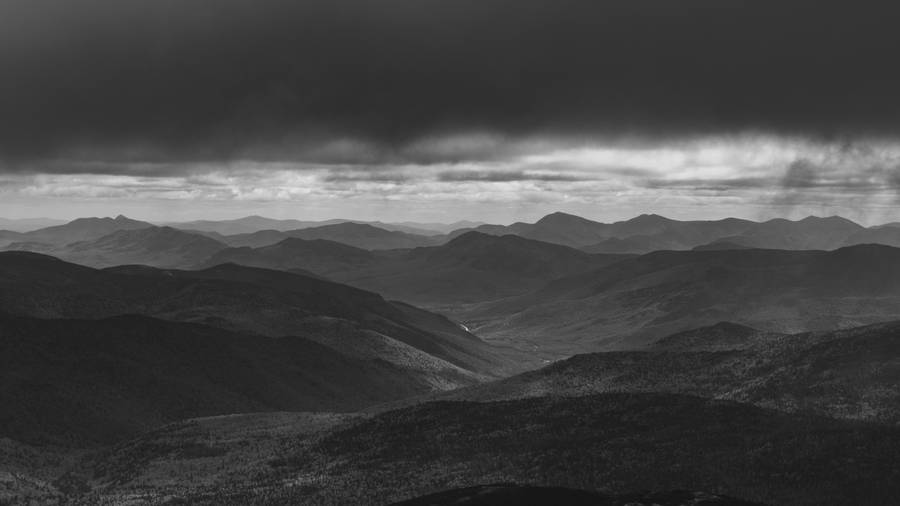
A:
[3,211,900,505]
[463,244,900,353]
[5,211,898,258]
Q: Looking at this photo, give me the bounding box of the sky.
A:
[3,0,900,225]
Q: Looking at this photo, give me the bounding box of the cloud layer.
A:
[3,1,900,222]
[4,0,900,169]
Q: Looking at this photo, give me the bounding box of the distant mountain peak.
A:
[628,213,674,224]
[798,215,861,226]
[535,211,600,225]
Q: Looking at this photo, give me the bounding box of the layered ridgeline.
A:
[462,244,900,353]
[4,250,899,505]
[181,212,887,253]
[0,252,517,445]
[44,226,228,269]
[0,215,153,249]
[163,215,480,236]
[219,222,443,249]
[439,321,900,425]
[63,318,900,505]
[8,212,900,275]
[448,213,859,251]
[201,232,631,306]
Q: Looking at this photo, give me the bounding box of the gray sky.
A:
[3,1,900,224]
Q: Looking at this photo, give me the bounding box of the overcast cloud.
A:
[2,1,900,222]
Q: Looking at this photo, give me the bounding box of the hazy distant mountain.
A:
[447,213,885,253]
[451,213,755,251]
[840,226,900,248]
[340,232,630,305]
[464,244,900,353]
[164,215,346,235]
[0,215,154,249]
[47,226,228,268]
[166,215,482,237]
[203,232,630,307]
[691,241,754,251]
[218,222,442,249]
[711,216,865,250]
[214,228,293,248]
[201,237,377,274]
[387,220,486,235]
[517,212,610,246]
[581,215,757,253]
[273,222,441,250]
[0,217,66,232]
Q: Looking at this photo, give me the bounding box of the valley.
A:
[2,212,899,505]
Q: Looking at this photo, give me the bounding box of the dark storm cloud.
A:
[3,0,900,172]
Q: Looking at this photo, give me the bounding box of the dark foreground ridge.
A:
[392,484,768,506]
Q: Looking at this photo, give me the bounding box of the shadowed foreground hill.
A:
[0,314,435,445]
[0,252,518,399]
[464,244,900,352]
[81,393,900,506]
[391,485,766,506]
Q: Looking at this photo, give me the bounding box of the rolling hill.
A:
[440,320,900,424]
[78,393,900,506]
[462,244,900,353]
[700,216,865,250]
[448,212,894,253]
[0,251,513,388]
[200,237,378,275]
[202,232,631,307]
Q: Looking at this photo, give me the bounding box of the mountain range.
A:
[204,232,631,307]
[0,215,153,249]
[454,213,876,252]
[4,211,900,505]
[162,215,482,236]
[0,252,516,444]
[218,222,443,249]
[6,212,900,260]
[461,244,900,354]
[437,320,900,424]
